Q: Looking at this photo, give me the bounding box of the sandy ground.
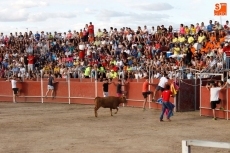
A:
[0,102,230,153]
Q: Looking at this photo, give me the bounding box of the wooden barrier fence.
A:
[1,78,229,118]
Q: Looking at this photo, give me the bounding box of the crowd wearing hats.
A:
[0,20,230,81]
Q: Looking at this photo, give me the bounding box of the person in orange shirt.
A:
[190,45,196,54]
[201,44,207,53]
[88,35,94,44]
[79,29,83,40]
[142,79,155,111]
[210,33,216,42]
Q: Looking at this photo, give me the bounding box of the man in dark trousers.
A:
[206,81,228,120]
[45,73,56,98]
[102,78,111,97]
[113,79,128,97]
[10,75,20,103]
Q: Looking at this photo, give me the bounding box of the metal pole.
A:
[227,86,229,120]
[148,66,151,109]
[66,73,68,82]
[199,76,202,116]
[40,70,44,103]
[79,71,82,82]
[194,78,197,111]
[68,72,71,104]
[91,70,93,82]
[95,70,97,97]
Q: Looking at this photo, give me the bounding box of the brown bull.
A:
[94,96,127,117]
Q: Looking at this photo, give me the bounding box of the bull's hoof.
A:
[114,112,117,114]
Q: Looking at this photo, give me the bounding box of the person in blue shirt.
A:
[131,46,138,58]
[34,31,40,41]
[12,66,20,74]
[2,59,8,69]
[207,20,214,32]
[66,61,73,68]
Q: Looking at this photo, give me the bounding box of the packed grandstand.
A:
[0,20,230,81]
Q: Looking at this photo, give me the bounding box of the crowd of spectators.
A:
[0,20,230,81]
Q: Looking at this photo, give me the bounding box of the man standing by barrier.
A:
[102,78,111,97]
[206,81,228,120]
[142,78,155,111]
[10,75,20,103]
[45,73,56,99]
[113,79,129,97]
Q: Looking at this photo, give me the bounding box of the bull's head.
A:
[121,96,127,103]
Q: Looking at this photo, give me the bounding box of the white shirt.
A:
[126,34,132,41]
[209,60,216,68]
[124,49,130,55]
[187,73,193,79]
[11,79,17,88]
[154,73,161,79]
[158,76,168,88]
[225,35,230,42]
[20,67,26,74]
[227,79,230,84]
[142,28,149,34]
[150,29,155,35]
[116,61,123,67]
[210,87,221,101]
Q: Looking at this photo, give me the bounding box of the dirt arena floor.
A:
[0,102,230,153]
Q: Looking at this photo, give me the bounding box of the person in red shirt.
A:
[160,83,173,122]
[223,42,230,56]
[27,53,34,72]
[224,20,229,31]
[142,79,155,111]
[88,22,94,37]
